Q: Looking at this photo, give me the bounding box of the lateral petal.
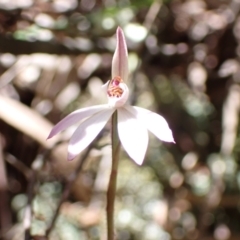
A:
[118,107,148,165]
[47,105,109,139]
[68,108,115,160]
[126,106,175,143]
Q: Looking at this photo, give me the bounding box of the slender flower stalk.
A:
[48,27,174,239]
[106,111,120,240]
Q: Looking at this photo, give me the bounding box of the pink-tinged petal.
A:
[126,106,175,143]
[118,107,148,165]
[47,105,108,139]
[107,82,129,108]
[112,27,129,82]
[102,81,110,92]
[68,108,115,160]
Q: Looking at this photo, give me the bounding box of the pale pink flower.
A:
[48,27,174,165]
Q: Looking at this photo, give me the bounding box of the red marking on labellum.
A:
[113,80,120,86]
[107,76,123,98]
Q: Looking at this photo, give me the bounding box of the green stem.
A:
[106,111,120,240]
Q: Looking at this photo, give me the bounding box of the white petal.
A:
[68,108,114,160]
[118,107,148,165]
[112,27,129,82]
[102,81,109,92]
[48,105,108,139]
[126,106,175,143]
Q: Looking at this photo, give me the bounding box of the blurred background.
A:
[0,0,240,239]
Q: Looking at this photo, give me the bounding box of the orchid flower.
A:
[48,27,174,165]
